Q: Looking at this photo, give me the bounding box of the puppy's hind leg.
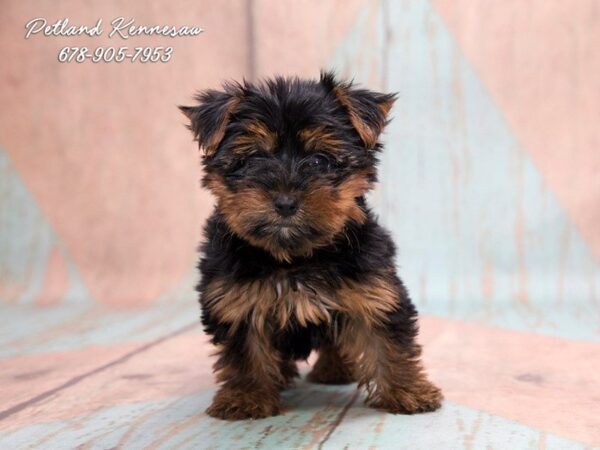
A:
[307,342,356,385]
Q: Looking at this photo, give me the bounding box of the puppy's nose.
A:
[274,194,298,217]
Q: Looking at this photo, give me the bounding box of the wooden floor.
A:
[1,296,599,450]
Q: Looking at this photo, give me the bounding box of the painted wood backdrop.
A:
[1,0,599,448]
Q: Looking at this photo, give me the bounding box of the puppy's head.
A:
[180,71,395,262]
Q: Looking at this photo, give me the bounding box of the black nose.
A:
[274,194,298,217]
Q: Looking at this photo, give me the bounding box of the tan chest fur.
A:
[203,272,398,335]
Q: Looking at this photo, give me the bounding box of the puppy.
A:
[180,72,442,420]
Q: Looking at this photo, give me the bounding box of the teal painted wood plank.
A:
[0,384,350,449]
[4,312,599,447]
[323,399,592,450]
[0,272,197,358]
[1,383,593,450]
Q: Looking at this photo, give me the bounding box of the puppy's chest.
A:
[206,274,340,330]
[268,277,339,328]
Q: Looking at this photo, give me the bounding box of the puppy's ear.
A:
[320,70,396,149]
[179,85,241,157]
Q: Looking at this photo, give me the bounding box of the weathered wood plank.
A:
[0,289,197,358]
[2,313,600,448]
[0,389,591,450]
[323,400,590,450]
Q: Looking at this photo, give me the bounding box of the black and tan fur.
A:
[180,71,442,420]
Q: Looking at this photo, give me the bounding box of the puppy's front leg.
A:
[337,274,443,414]
[207,322,284,420]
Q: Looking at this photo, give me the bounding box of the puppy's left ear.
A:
[179,85,241,157]
[320,70,396,149]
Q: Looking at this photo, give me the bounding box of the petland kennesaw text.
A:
[25,17,203,39]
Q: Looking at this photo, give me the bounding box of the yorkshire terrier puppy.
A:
[180,72,442,420]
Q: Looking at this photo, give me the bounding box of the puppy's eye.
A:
[228,151,270,174]
[229,158,247,172]
[307,154,331,172]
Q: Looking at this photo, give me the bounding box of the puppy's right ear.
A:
[320,70,396,150]
[179,87,240,157]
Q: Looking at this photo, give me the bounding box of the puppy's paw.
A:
[206,388,281,420]
[368,381,443,414]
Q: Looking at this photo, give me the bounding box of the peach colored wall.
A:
[0,1,369,307]
[0,1,251,306]
[1,0,599,324]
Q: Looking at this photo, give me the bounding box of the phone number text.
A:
[57,46,173,63]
